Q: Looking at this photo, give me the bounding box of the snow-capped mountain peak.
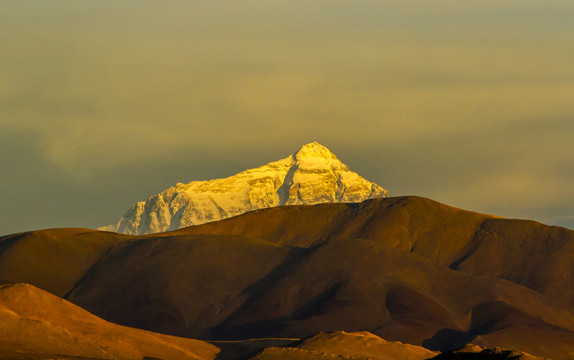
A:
[100,143,390,235]
[294,141,337,160]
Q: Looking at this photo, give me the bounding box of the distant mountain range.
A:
[1,144,570,359]
[100,142,389,235]
[2,197,573,359]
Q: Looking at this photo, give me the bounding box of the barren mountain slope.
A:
[172,196,574,307]
[250,331,437,360]
[0,283,221,360]
[65,234,574,359]
[66,234,295,337]
[0,286,537,360]
[2,197,574,358]
[0,228,130,297]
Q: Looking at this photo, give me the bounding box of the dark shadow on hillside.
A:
[209,279,340,340]
[208,245,322,339]
[423,328,475,352]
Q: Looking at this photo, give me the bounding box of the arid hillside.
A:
[0,283,545,360]
[0,283,220,360]
[1,197,573,359]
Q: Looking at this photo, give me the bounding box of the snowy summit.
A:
[100,142,390,235]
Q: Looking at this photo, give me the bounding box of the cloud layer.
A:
[1,1,573,234]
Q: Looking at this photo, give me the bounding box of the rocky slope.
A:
[3,197,574,359]
[0,283,547,360]
[100,142,389,235]
[249,331,438,360]
[0,283,221,360]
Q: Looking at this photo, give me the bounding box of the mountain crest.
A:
[100,143,389,235]
[294,142,338,161]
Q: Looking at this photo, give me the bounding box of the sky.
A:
[1,0,574,235]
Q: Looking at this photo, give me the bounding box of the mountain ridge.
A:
[100,142,389,235]
[3,196,574,358]
[4,283,542,360]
